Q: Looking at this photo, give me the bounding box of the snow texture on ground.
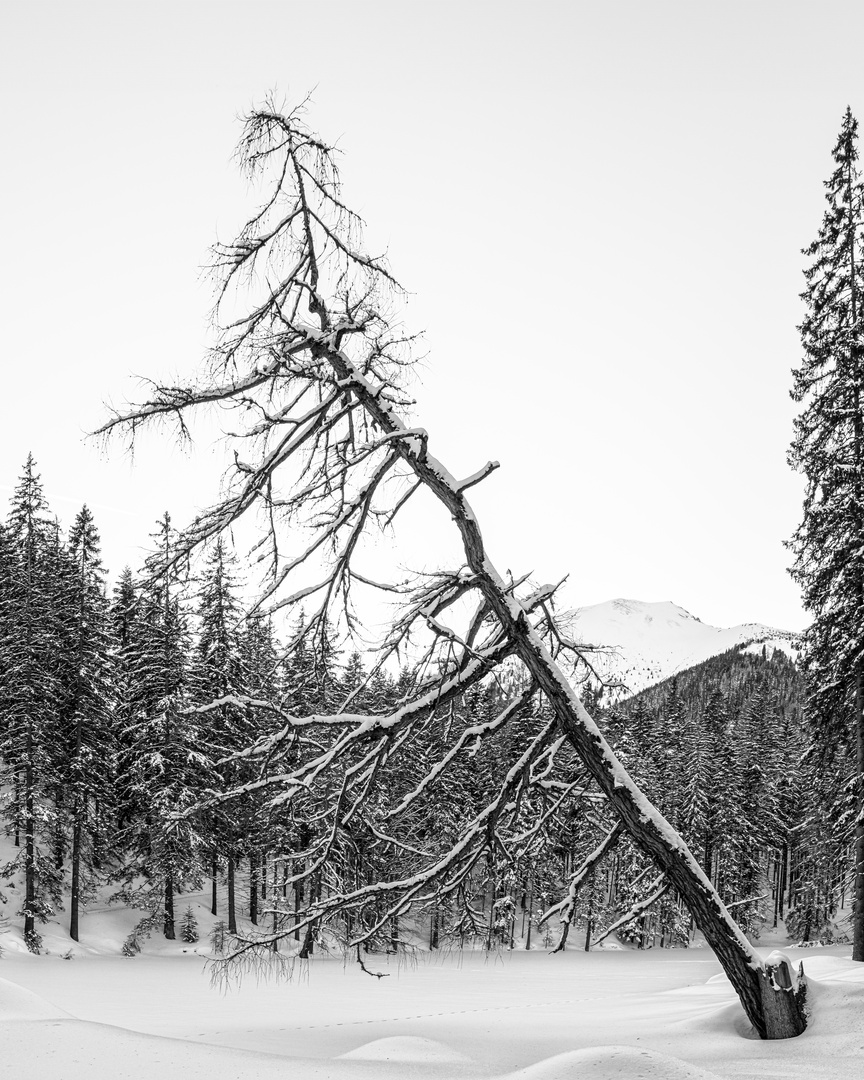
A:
[2,936,864,1080]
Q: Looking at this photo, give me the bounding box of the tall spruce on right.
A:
[789,106,864,960]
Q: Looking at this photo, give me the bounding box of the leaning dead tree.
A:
[98,102,806,1039]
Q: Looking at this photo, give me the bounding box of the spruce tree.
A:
[192,538,249,934]
[110,567,143,834]
[238,613,281,924]
[60,506,114,941]
[0,456,64,950]
[120,514,209,938]
[789,106,864,960]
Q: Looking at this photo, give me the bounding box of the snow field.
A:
[3,938,864,1080]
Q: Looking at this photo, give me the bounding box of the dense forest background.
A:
[0,455,848,959]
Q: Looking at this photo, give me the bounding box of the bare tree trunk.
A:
[164,875,175,940]
[294,860,302,942]
[23,744,37,949]
[227,854,237,934]
[13,767,20,848]
[525,875,533,950]
[298,923,315,958]
[249,851,258,925]
[334,347,808,1039]
[69,815,82,942]
[210,849,218,916]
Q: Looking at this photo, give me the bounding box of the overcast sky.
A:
[3,1,863,632]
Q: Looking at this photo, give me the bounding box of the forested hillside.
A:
[600,647,845,945]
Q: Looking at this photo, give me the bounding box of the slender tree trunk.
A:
[13,767,20,848]
[211,849,218,915]
[164,875,175,940]
[69,815,82,942]
[298,923,315,958]
[23,742,36,949]
[525,875,533,950]
[69,697,86,943]
[53,794,65,870]
[250,851,258,925]
[227,853,237,934]
[298,872,317,957]
[294,861,303,941]
[776,846,789,926]
[92,798,103,872]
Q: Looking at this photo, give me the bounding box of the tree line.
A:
[0,454,826,965]
[602,649,845,947]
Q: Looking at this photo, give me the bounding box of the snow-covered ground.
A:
[2,920,863,1080]
[568,599,797,695]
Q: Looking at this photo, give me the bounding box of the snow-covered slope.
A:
[568,598,797,697]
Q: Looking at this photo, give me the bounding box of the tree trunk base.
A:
[757,958,807,1039]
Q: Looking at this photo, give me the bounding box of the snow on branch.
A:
[455,461,500,493]
[539,820,624,931]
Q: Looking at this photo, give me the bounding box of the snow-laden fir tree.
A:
[191,538,251,934]
[180,904,199,943]
[700,688,740,890]
[788,105,864,961]
[238,613,281,925]
[0,456,64,951]
[118,514,211,938]
[110,566,143,836]
[57,506,114,941]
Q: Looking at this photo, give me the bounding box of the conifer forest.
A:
[0,462,823,962]
[4,94,864,1059]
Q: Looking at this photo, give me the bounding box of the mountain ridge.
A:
[568,598,797,697]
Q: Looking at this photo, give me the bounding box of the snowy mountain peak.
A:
[607,598,702,624]
[569,598,796,697]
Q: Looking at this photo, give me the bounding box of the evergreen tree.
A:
[59,506,114,941]
[701,688,739,890]
[120,514,209,938]
[192,539,249,934]
[238,613,281,925]
[180,905,199,943]
[789,106,864,960]
[110,567,145,838]
[0,457,64,950]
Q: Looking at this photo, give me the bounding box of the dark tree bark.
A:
[69,817,82,942]
[227,854,237,934]
[164,875,175,940]
[211,849,218,916]
[249,852,258,925]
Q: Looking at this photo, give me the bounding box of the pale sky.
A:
[3,0,863,633]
